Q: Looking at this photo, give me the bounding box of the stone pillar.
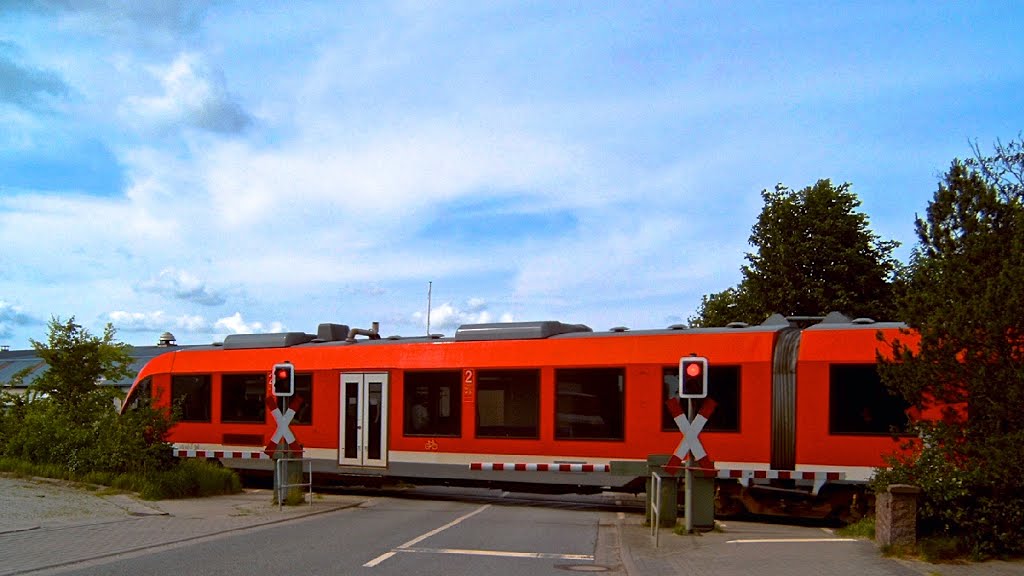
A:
[875,484,921,547]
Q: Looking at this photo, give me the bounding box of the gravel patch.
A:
[0,476,131,532]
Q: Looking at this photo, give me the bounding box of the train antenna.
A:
[427,281,432,336]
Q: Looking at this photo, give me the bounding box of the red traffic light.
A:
[272,363,294,397]
[679,356,708,399]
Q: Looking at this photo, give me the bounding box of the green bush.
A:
[138,459,241,500]
[1,319,240,501]
[0,393,174,476]
[873,424,1024,559]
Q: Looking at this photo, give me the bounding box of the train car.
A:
[712,314,914,518]
[121,313,914,519]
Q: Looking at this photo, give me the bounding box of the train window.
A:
[661,365,740,432]
[829,364,910,435]
[292,374,313,425]
[124,376,152,411]
[476,369,540,439]
[221,374,267,423]
[403,371,461,437]
[555,368,625,440]
[171,374,212,422]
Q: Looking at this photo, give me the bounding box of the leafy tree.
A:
[27,317,133,414]
[691,180,901,327]
[876,138,1024,557]
[0,317,174,475]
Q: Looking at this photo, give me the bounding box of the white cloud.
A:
[136,267,226,306]
[122,52,251,134]
[195,119,580,232]
[413,299,514,334]
[513,216,682,297]
[104,310,287,345]
[0,300,40,339]
[107,310,206,333]
[213,312,284,336]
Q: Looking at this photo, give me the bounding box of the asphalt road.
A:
[34,495,610,576]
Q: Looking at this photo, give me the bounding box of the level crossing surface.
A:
[2,477,1022,576]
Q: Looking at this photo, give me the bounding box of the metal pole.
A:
[276,395,285,506]
[426,281,432,336]
[684,397,695,533]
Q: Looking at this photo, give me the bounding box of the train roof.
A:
[161,312,905,353]
[800,311,905,332]
[1,313,907,391]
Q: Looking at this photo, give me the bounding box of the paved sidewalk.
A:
[0,476,362,575]
[609,512,1024,576]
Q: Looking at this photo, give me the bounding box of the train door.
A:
[339,372,389,467]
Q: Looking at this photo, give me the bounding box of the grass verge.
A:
[836,516,875,539]
[0,456,241,500]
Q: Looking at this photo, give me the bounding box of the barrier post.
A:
[650,470,663,547]
[276,456,313,510]
[645,455,677,528]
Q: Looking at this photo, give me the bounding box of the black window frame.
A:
[291,373,313,425]
[475,369,540,439]
[554,367,625,441]
[171,374,212,422]
[829,364,911,436]
[220,373,268,424]
[403,370,462,437]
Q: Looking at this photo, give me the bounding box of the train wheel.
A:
[824,487,868,525]
[714,482,747,517]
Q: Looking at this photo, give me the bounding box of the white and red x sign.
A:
[264,393,304,457]
[665,397,717,475]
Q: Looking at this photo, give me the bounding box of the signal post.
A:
[677,355,715,533]
[268,362,305,505]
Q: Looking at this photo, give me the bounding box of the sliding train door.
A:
[339,372,389,467]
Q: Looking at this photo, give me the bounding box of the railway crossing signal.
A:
[265,394,304,458]
[678,356,708,399]
[665,396,718,474]
[272,362,294,397]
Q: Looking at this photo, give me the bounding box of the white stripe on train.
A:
[171,446,867,490]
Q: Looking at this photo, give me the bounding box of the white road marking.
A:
[363,504,491,567]
[363,552,396,567]
[397,548,593,561]
[727,538,859,544]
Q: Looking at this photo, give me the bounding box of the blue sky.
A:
[1,1,1022,350]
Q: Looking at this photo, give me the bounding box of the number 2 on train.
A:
[463,369,475,402]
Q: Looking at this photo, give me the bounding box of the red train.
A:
[121,312,916,519]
